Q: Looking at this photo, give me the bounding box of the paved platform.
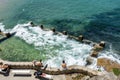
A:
[0,69,40,80]
[0,69,68,80]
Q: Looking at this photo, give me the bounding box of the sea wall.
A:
[0,22,108,77]
[42,65,104,76]
[0,59,104,76]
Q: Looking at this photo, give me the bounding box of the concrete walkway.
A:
[52,75,66,80]
[0,69,40,80]
[0,69,69,80]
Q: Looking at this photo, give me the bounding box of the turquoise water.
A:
[0,0,119,28]
[0,0,120,41]
[0,0,120,66]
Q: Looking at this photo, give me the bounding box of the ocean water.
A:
[0,0,120,69]
[0,22,120,69]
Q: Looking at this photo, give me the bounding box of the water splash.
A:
[0,22,120,69]
[9,22,92,67]
[0,23,5,31]
[98,44,120,64]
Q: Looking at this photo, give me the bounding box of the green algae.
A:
[113,68,120,76]
[0,37,46,61]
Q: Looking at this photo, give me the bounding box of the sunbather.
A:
[61,60,67,70]
[33,59,43,68]
[0,63,10,75]
[34,70,52,79]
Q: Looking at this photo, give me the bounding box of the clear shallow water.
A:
[0,22,120,69]
[0,0,120,45]
[0,0,120,69]
[0,23,92,67]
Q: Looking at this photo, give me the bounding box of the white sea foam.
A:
[0,22,11,32]
[98,44,120,64]
[0,23,5,31]
[9,22,93,67]
[0,22,120,70]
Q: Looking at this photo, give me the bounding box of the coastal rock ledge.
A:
[97,58,120,72]
[0,59,120,80]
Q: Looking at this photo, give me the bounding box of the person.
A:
[34,70,53,79]
[1,64,9,71]
[33,59,43,68]
[34,70,42,78]
[0,63,10,74]
[61,60,67,70]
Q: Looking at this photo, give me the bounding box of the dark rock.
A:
[62,31,67,35]
[40,25,44,29]
[51,28,56,32]
[78,35,84,41]
[5,33,11,38]
[30,21,34,27]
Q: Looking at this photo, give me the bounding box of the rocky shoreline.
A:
[0,58,120,80]
[0,22,120,80]
[97,58,120,72]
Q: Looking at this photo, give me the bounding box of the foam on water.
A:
[0,22,120,70]
[0,23,5,31]
[0,22,12,33]
[98,44,120,64]
[9,22,92,67]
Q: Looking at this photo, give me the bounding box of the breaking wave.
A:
[0,22,120,70]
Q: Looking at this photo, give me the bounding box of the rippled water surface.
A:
[0,0,120,68]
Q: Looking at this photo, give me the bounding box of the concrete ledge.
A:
[1,60,103,77]
[42,65,102,77]
[12,70,32,76]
